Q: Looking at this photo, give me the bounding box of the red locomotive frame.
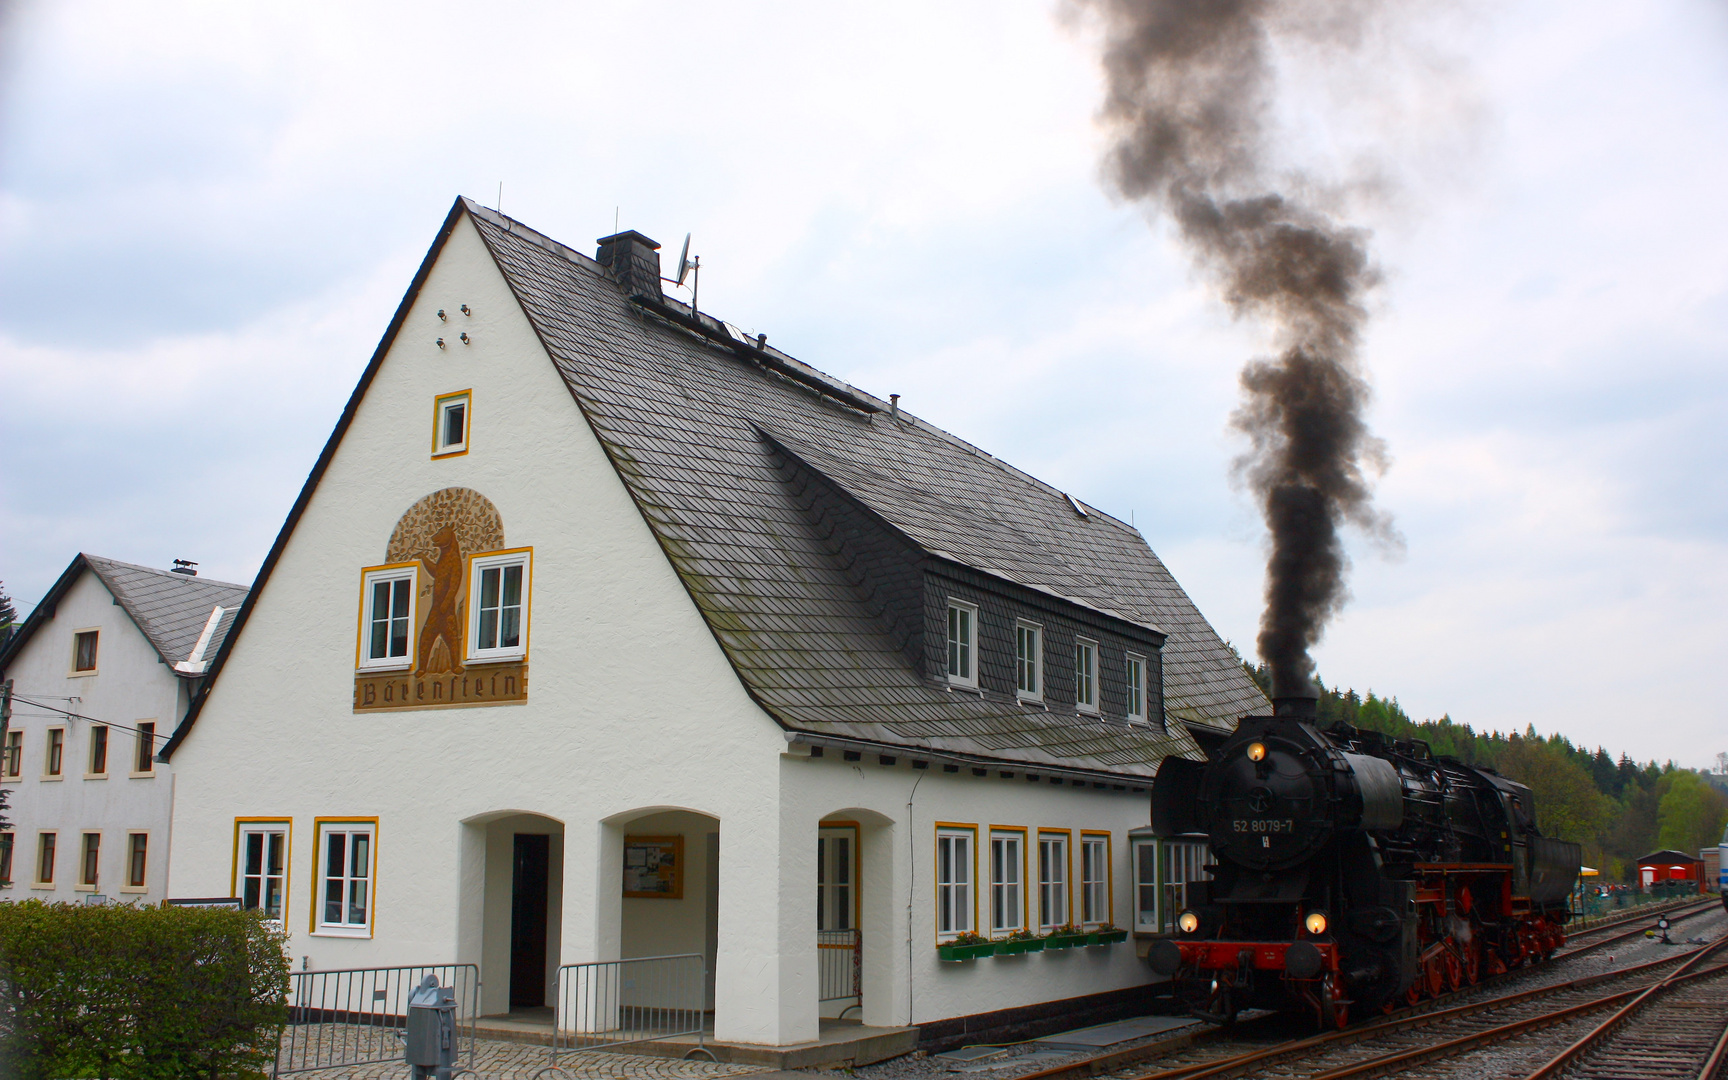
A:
[1169,860,1568,1027]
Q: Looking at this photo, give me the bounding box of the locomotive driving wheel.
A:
[1443,947,1463,993]
[1423,953,1445,998]
[1463,940,1481,985]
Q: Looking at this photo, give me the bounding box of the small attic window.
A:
[72,630,99,673]
[1064,493,1089,518]
[433,390,471,458]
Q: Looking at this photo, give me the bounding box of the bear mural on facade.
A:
[354,486,522,711]
[416,523,465,676]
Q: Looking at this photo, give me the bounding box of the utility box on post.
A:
[405,973,458,1080]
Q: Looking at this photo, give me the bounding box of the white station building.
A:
[159,199,1265,1059]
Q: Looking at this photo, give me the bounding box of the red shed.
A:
[1635,849,1702,891]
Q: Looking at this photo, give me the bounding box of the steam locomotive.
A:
[1147,695,1581,1028]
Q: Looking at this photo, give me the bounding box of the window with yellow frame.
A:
[311,818,377,937]
[934,823,976,940]
[1079,832,1111,926]
[1037,829,1072,929]
[233,818,291,922]
[988,827,1028,935]
[432,390,471,458]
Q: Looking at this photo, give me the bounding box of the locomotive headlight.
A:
[1247,742,1267,762]
[1177,910,1201,934]
[1305,911,1329,935]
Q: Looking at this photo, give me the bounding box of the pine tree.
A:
[1591,747,1619,797]
[0,582,15,645]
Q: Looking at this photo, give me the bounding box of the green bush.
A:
[0,901,289,1079]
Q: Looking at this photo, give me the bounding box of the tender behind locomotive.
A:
[1147,695,1581,1027]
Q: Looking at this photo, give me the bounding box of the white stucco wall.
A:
[163,213,1163,1047]
[0,568,183,904]
[781,750,1156,1031]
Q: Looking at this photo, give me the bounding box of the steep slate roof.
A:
[462,200,1267,778]
[84,557,247,670]
[0,554,247,678]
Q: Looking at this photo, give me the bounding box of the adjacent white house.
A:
[0,555,245,906]
[161,199,1265,1057]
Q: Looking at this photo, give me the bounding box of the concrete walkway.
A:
[293,1037,773,1080]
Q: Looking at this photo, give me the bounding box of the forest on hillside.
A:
[1241,663,1728,882]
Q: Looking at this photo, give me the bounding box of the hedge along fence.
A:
[0,900,290,1080]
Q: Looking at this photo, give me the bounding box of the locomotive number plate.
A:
[1232,819,1295,833]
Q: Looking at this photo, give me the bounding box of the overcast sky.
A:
[2,1,1723,768]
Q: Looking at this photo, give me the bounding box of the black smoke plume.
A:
[1075,0,1395,699]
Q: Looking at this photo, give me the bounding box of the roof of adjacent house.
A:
[1635,850,1702,865]
[0,554,248,677]
[164,197,1268,774]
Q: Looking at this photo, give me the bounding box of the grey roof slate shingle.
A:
[464,201,1268,778]
[84,557,248,671]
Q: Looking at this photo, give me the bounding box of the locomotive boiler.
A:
[1146,695,1581,1027]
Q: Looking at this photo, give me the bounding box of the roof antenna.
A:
[674,232,700,319]
[497,182,503,214]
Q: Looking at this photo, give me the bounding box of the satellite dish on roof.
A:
[672,232,701,318]
[676,233,695,286]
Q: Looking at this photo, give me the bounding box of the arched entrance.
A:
[603,807,722,1010]
[818,809,894,1023]
[458,811,565,1018]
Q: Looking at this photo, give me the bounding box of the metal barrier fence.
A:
[1573,880,1705,918]
[275,963,479,1077]
[818,929,861,1002]
[550,953,706,1058]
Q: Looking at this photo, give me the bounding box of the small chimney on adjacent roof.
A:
[171,559,198,576]
[595,231,663,303]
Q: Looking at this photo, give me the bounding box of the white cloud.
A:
[1,0,1724,767]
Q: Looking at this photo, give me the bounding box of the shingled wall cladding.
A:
[461,199,1266,777]
[767,433,927,671]
[923,562,1165,730]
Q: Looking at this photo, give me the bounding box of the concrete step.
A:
[1030,1015,1203,1052]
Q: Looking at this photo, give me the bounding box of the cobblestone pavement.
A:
[278,1029,771,1080]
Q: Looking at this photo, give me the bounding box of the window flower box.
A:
[1089,928,1128,945]
[995,931,1044,955]
[1043,925,1085,949]
[939,935,992,961]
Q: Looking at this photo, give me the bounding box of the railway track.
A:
[1526,935,1728,1080]
[1125,937,1726,1079]
[1003,898,1723,1080]
[1552,897,1721,962]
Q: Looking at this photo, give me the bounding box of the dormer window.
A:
[1075,637,1098,714]
[1016,621,1042,701]
[946,600,978,688]
[433,390,471,458]
[1125,652,1147,722]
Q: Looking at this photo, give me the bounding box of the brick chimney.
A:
[595,231,663,303]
